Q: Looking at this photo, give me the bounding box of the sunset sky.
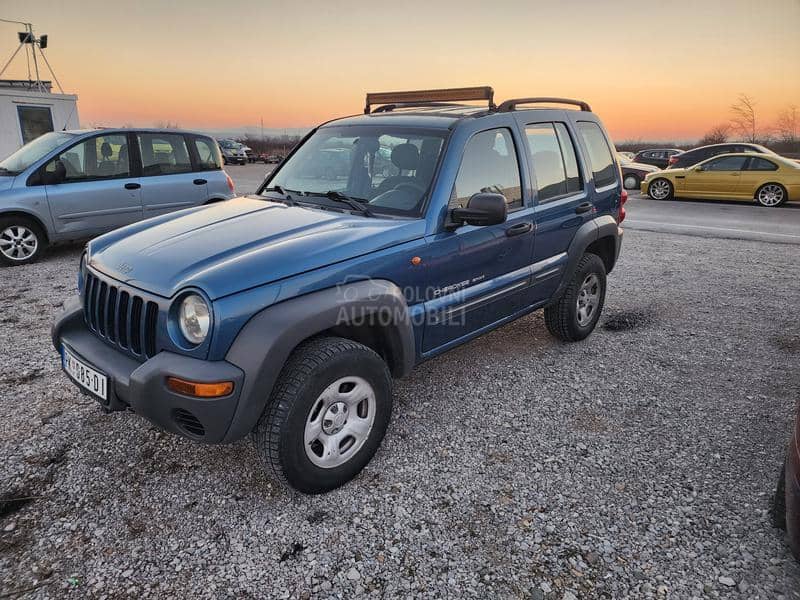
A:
[1,0,798,142]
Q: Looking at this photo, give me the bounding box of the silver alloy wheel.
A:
[0,225,38,261]
[757,184,784,207]
[304,376,376,469]
[624,175,638,190]
[576,273,600,327]
[649,179,671,200]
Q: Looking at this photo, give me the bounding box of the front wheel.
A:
[756,183,787,207]
[0,217,46,266]
[648,177,674,200]
[545,253,607,342]
[253,336,393,494]
[623,173,640,190]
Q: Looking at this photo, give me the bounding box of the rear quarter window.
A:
[577,122,616,188]
[192,136,222,170]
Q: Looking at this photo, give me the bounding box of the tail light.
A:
[225,172,235,193]
[617,189,628,224]
[668,156,679,166]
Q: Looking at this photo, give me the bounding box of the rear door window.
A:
[137,133,192,176]
[577,122,616,188]
[525,122,582,202]
[451,128,522,210]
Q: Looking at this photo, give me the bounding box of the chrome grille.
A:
[84,272,159,360]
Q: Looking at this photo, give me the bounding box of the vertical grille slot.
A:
[144,301,158,358]
[130,296,143,355]
[96,282,108,336]
[117,292,129,348]
[106,287,118,343]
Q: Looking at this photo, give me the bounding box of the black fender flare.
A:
[551,215,621,301]
[221,279,414,442]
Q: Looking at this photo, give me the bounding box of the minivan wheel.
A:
[545,253,607,342]
[253,336,392,494]
[0,217,45,266]
[623,174,640,190]
[756,183,787,207]
[648,178,674,200]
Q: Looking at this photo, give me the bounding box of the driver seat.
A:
[376,143,419,194]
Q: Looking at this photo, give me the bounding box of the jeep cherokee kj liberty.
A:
[52,87,626,494]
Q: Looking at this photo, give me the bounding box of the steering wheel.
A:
[393,182,426,195]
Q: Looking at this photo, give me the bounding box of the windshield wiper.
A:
[310,190,375,217]
[261,185,295,206]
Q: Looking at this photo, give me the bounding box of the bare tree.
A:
[698,123,731,145]
[154,120,181,129]
[729,94,758,142]
[774,104,798,144]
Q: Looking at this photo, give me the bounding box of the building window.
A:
[17,105,54,145]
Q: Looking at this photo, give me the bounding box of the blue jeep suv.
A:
[52,87,626,493]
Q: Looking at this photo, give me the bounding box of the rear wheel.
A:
[0,217,46,266]
[756,183,787,207]
[253,336,392,494]
[545,253,606,342]
[648,178,674,200]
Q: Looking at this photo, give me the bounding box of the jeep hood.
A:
[88,196,425,299]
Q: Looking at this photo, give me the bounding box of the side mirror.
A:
[694,164,705,172]
[450,192,508,227]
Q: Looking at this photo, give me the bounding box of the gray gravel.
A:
[1,228,799,599]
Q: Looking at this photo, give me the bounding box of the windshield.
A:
[0,131,76,175]
[219,140,240,149]
[263,125,447,216]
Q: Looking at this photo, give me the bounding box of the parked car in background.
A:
[218,139,247,165]
[667,142,777,169]
[642,153,799,207]
[774,404,800,561]
[617,153,658,190]
[266,154,283,164]
[616,151,635,161]
[51,88,626,493]
[633,148,683,169]
[0,128,235,265]
[242,145,256,163]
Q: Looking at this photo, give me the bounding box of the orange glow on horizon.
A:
[1,0,798,142]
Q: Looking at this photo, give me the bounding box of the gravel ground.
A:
[1,229,799,599]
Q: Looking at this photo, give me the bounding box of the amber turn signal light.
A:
[166,377,233,398]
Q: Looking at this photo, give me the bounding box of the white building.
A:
[0,79,79,160]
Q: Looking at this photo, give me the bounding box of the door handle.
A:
[505,222,533,237]
[574,202,593,214]
[193,178,208,185]
[124,183,141,190]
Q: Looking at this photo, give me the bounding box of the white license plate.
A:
[62,345,107,400]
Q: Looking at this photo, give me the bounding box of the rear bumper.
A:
[787,428,800,558]
[52,297,245,442]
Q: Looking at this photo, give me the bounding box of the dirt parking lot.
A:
[1,172,799,598]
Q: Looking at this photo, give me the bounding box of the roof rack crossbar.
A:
[497,97,591,112]
[365,86,495,114]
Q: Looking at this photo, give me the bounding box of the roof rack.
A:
[497,97,591,112]
[365,86,495,114]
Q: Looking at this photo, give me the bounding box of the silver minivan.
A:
[0,129,236,265]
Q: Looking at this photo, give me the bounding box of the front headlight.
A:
[178,294,211,345]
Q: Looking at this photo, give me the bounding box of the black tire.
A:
[755,183,788,208]
[253,336,392,494]
[647,177,674,201]
[545,253,607,342]
[773,459,787,530]
[0,216,46,266]
[623,173,640,190]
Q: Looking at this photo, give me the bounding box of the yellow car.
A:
[641,153,800,207]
